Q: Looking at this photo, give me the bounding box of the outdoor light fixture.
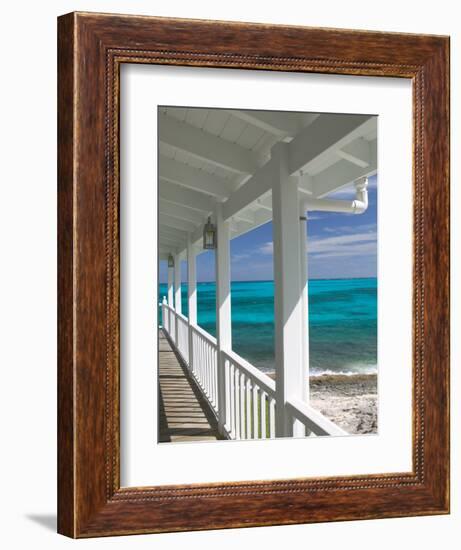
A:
[167,254,174,268]
[203,217,217,250]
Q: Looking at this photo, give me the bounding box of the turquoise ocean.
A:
[159,278,377,376]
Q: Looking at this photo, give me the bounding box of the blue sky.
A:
[159,174,377,282]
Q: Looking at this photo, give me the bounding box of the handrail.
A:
[163,303,218,346]
[190,322,217,346]
[176,310,188,323]
[221,349,275,398]
[286,397,347,436]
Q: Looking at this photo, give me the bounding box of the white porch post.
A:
[215,203,231,435]
[187,236,197,371]
[174,252,182,346]
[271,143,305,438]
[174,253,182,314]
[299,203,310,403]
[167,263,174,307]
[167,263,174,341]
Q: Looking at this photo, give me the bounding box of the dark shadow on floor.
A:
[25,514,57,532]
[158,328,226,443]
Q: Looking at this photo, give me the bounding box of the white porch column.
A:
[187,236,197,371]
[174,253,182,314]
[174,253,182,346]
[215,203,232,435]
[299,203,310,404]
[271,142,305,438]
[187,239,197,325]
[167,264,174,308]
[167,263,174,341]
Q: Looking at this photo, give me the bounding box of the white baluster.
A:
[252,384,258,439]
[246,378,252,439]
[269,398,276,439]
[229,362,235,438]
[235,368,241,440]
[261,392,267,439]
[240,372,246,439]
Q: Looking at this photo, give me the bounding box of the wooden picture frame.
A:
[57,12,450,538]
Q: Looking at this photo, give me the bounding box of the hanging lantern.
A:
[203,216,217,250]
[167,254,174,268]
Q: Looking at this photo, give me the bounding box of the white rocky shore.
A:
[309,374,377,434]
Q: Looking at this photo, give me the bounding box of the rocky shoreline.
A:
[309,374,377,435]
[266,371,378,435]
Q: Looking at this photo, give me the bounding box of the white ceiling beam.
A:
[253,209,273,226]
[256,197,272,211]
[313,151,377,198]
[159,234,186,246]
[158,112,260,174]
[231,210,272,240]
[159,157,235,199]
[288,114,375,175]
[158,242,187,257]
[233,210,254,224]
[229,110,319,138]
[159,181,216,213]
[159,229,188,257]
[159,238,186,251]
[159,213,196,233]
[222,158,278,221]
[230,216,253,228]
[159,245,177,255]
[221,115,376,222]
[158,226,188,239]
[159,199,205,225]
[336,138,371,168]
[159,241,184,253]
[227,110,296,137]
[298,173,315,196]
[230,220,255,234]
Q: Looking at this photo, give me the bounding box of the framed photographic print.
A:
[58,12,450,537]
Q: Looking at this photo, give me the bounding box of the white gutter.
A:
[302,177,369,215]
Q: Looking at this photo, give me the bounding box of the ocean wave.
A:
[310,364,378,377]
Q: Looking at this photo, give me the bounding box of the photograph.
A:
[157,106,378,443]
[0,0,453,545]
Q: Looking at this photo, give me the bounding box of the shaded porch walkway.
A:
[158,329,224,442]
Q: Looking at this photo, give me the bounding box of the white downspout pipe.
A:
[304,177,369,214]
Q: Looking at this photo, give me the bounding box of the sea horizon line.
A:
[159,276,378,284]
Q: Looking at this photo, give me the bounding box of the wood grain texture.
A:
[57,12,450,538]
[57,12,75,537]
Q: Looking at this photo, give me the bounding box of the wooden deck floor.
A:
[158,329,224,443]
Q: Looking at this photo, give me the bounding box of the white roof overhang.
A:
[158,107,377,257]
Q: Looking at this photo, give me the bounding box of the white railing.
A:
[222,349,276,440]
[168,307,176,345]
[286,397,346,436]
[176,312,189,364]
[190,324,218,411]
[161,300,169,333]
[160,302,346,439]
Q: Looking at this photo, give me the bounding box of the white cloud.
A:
[322,223,376,235]
[308,229,377,259]
[231,253,251,262]
[259,241,274,255]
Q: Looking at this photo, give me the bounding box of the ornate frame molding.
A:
[58,12,449,537]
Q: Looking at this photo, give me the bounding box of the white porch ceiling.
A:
[158,107,377,257]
